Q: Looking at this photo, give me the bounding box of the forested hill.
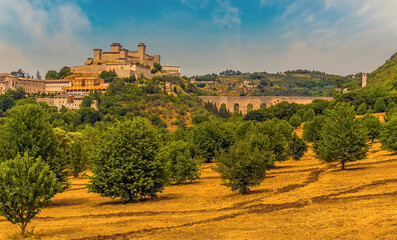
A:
[192,70,351,97]
[368,52,397,87]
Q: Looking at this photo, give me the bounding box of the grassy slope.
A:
[368,52,397,87]
[1,141,396,240]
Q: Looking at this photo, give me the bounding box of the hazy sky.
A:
[0,0,396,77]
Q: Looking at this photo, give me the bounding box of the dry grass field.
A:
[1,141,397,240]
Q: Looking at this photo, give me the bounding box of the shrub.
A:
[302,109,315,122]
[380,117,397,152]
[289,133,308,160]
[374,98,386,113]
[215,138,275,194]
[357,103,367,115]
[289,114,302,128]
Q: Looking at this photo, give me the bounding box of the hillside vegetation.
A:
[193,70,351,97]
[368,52,397,87]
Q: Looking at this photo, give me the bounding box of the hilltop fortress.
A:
[71,42,180,78]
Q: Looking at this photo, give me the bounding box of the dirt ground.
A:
[1,142,396,240]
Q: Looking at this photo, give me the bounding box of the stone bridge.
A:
[199,96,334,114]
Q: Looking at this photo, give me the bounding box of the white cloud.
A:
[212,0,241,28]
[0,0,91,75]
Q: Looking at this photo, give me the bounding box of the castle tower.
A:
[111,43,122,52]
[138,43,146,64]
[362,73,367,87]
[93,49,102,62]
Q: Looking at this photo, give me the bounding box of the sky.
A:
[0,0,396,77]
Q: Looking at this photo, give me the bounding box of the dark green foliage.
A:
[302,116,327,142]
[302,109,315,122]
[0,104,68,185]
[157,141,200,184]
[357,103,367,115]
[386,107,397,121]
[314,103,369,170]
[243,108,274,122]
[387,102,397,113]
[270,101,302,121]
[99,70,118,83]
[6,87,27,100]
[310,99,329,115]
[149,115,167,128]
[78,107,102,125]
[191,121,235,162]
[192,115,210,125]
[374,98,386,113]
[0,94,15,112]
[45,70,57,79]
[88,118,169,203]
[0,153,61,235]
[289,133,308,160]
[215,137,275,194]
[289,114,302,128]
[68,136,88,178]
[244,119,293,162]
[361,114,382,143]
[380,117,397,152]
[80,95,94,108]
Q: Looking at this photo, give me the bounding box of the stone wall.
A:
[199,96,334,114]
[70,65,107,74]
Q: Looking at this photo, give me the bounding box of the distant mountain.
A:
[368,52,397,87]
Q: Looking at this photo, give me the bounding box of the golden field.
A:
[1,141,397,240]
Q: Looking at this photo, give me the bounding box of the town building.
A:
[0,73,45,94]
[62,77,108,95]
[37,95,98,110]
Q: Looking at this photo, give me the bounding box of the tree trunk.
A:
[21,223,27,237]
[341,161,345,170]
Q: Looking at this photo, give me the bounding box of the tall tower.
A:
[362,73,367,87]
[138,43,146,64]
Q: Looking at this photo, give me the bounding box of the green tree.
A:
[215,137,275,194]
[302,116,327,142]
[374,98,386,113]
[357,103,367,115]
[68,136,88,178]
[157,141,200,184]
[361,114,382,143]
[0,153,61,236]
[314,103,369,170]
[45,70,57,80]
[289,133,308,160]
[0,94,15,113]
[289,114,302,128]
[0,104,68,185]
[88,118,169,203]
[302,108,315,122]
[191,121,235,162]
[380,118,397,152]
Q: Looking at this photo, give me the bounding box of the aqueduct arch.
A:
[199,96,334,115]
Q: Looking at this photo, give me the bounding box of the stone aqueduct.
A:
[199,96,334,114]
